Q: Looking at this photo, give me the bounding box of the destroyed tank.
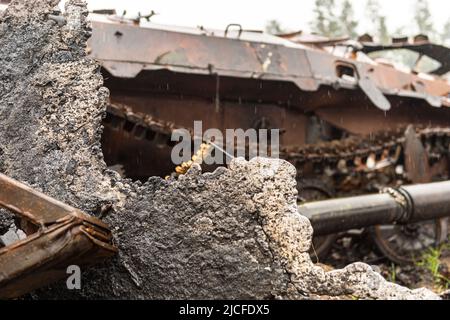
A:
[85,14,450,264]
[1,1,449,299]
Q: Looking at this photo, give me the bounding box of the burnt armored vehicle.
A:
[85,13,450,263]
[1,1,450,298]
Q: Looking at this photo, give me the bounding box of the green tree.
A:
[365,0,379,23]
[378,16,390,44]
[414,0,434,36]
[394,26,406,37]
[442,20,450,44]
[265,19,285,35]
[310,0,342,37]
[339,0,358,38]
[365,0,390,44]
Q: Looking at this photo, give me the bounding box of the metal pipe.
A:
[300,193,404,236]
[403,181,450,222]
[298,180,450,236]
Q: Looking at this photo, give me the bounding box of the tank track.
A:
[104,103,450,184]
[283,128,450,170]
[104,103,191,143]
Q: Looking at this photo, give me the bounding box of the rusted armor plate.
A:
[0,173,117,299]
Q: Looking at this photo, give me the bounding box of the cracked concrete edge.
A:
[226,157,440,300]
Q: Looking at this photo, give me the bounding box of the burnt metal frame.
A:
[0,173,117,299]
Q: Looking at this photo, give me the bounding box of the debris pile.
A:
[0,0,440,299]
[0,223,26,247]
[0,209,14,237]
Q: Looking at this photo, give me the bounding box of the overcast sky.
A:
[79,0,449,36]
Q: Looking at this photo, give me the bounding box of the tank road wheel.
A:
[297,179,337,261]
[371,218,448,265]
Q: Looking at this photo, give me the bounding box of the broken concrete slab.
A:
[0,225,26,247]
[0,0,441,300]
[32,157,439,300]
[0,228,19,247]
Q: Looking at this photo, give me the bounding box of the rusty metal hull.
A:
[86,19,450,183]
[88,20,450,110]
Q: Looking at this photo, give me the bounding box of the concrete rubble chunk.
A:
[0,225,26,247]
[0,0,441,300]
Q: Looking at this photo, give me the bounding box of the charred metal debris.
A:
[0,174,116,299]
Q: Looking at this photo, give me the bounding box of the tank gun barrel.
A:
[300,181,450,236]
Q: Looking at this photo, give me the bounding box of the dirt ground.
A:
[319,230,450,296]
